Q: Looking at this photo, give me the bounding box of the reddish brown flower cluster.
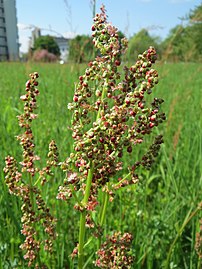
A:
[57,8,166,267]
[19,186,56,267]
[4,156,22,195]
[95,232,133,268]
[4,73,57,268]
[39,139,59,185]
[58,5,165,208]
[16,72,40,176]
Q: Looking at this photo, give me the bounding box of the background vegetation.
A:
[0,60,201,268]
[66,3,202,63]
[27,4,202,64]
[33,36,60,57]
[0,2,201,268]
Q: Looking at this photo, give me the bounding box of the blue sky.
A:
[16,0,201,53]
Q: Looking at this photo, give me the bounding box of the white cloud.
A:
[18,23,32,53]
[19,35,30,53]
[17,23,28,30]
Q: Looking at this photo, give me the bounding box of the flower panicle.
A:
[58,6,165,207]
[16,72,40,177]
[39,140,59,185]
[4,72,57,268]
[4,156,22,195]
[95,232,134,269]
[56,7,166,267]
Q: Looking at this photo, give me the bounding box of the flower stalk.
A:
[4,73,58,268]
[78,162,94,269]
[58,5,166,268]
[98,190,109,249]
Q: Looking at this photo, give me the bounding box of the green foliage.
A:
[188,3,202,59]
[33,35,60,56]
[189,3,202,22]
[126,29,161,61]
[125,3,202,63]
[0,61,201,268]
[68,35,95,63]
[162,3,202,62]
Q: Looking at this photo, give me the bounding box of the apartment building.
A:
[0,0,19,61]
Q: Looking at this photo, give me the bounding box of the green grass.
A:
[0,61,201,268]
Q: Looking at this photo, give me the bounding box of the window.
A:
[0,17,5,23]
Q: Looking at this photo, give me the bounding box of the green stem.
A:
[98,190,109,248]
[78,162,94,269]
[100,192,109,226]
[78,77,107,268]
[113,172,131,188]
[28,173,35,206]
[100,191,109,226]
[96,85,107,121]
[70,185,83,207]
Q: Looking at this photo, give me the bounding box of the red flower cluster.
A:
[4,73,58,268]
[95,232,133,268]
[57,6,166,266]
[58,5,165,208]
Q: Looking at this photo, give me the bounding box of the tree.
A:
[68,35,95,63]
[189,3,202,22]
[33,36,60,56]
[188,3,202,59]
[126,29,161,61]
[161,25,188,61]
[162,3,202,62]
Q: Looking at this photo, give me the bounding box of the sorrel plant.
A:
[4,73,58,268]
[4,5,167,268]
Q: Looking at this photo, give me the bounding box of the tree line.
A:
[32,3,202,63]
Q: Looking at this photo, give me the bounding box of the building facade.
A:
[53,36,70,62]
[0,0,19,61]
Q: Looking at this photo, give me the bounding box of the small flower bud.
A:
[127,146,132,153]
[20,95,28,101]
[115,60,121,66]
[138,102,144,109]
[150,115,156,121]
[149,122,155,128]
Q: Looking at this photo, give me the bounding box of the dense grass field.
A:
[0,61,201,269]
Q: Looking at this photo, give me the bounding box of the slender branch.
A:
[78,162,94,269]
[69,185,83,207]
[98,190,109,248]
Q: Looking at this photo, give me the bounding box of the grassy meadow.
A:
[0,61,202,268]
